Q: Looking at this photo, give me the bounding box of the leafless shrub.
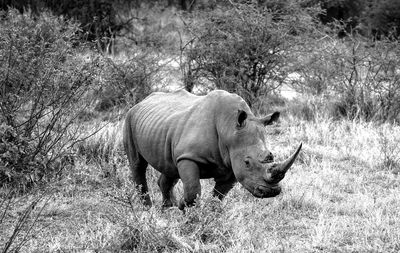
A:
[94,51,164,112]
[0,9,100,190]
[292,24,400,122]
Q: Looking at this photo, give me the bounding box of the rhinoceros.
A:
[123,89,301,209]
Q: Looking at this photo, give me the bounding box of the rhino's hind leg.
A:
[157,174,178,208]
[124,116,151,206]
[213,174,237,200]
[177,160,201,210]
[130,153,151,206]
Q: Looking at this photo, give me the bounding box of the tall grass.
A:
[0,188,54,252]
[2,115,399,252]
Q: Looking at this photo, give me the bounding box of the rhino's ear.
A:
[262,111,280,126]
[236,110,247,129]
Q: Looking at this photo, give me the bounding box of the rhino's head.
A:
[223,109,302,198]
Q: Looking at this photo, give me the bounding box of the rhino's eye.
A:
[244,158,250,167]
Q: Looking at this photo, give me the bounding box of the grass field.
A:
[2,115,399,252]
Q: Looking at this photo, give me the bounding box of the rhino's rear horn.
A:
[273,143,302,174]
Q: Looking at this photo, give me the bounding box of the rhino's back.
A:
[141,89,200,112]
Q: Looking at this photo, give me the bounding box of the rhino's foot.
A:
[161,198,177,209]
[158,174,178,209]
[178,197,200,210]
[140,194,152,207]
[178,200,187,210]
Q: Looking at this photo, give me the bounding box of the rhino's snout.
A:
[251,144,302,198]
[255,184,281,198]
[233,144,302,199]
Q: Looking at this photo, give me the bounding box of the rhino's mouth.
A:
[252,183,281,198]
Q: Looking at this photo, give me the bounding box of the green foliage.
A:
[0,9,98,189]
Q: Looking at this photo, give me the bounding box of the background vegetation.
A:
[1,0,399,252]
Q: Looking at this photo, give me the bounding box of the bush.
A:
[291,23,400,123]
[362,0,400,39]
[0,9,99,190]
[0,0,131,53]
[93,52,163,112]
[305,0,400,39]
[311,0,364,27]
[182,2,318,107]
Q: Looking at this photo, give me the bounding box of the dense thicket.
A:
[305,0,400,38]
[364,0,400,38]
[0,0,128,52]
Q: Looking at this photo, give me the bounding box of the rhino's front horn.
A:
[267,143,302,181]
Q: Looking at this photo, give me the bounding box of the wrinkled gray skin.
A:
[123,89,302,209]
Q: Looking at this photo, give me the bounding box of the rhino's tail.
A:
[123,110,151,205]
[123,111,136,165]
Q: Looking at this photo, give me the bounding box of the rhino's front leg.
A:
[177,160,201,210]
[213,174,237,200]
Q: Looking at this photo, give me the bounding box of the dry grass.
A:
[1,116,400,252]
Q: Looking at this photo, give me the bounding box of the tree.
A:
[182,1,317,107]
[363,0,400,38]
